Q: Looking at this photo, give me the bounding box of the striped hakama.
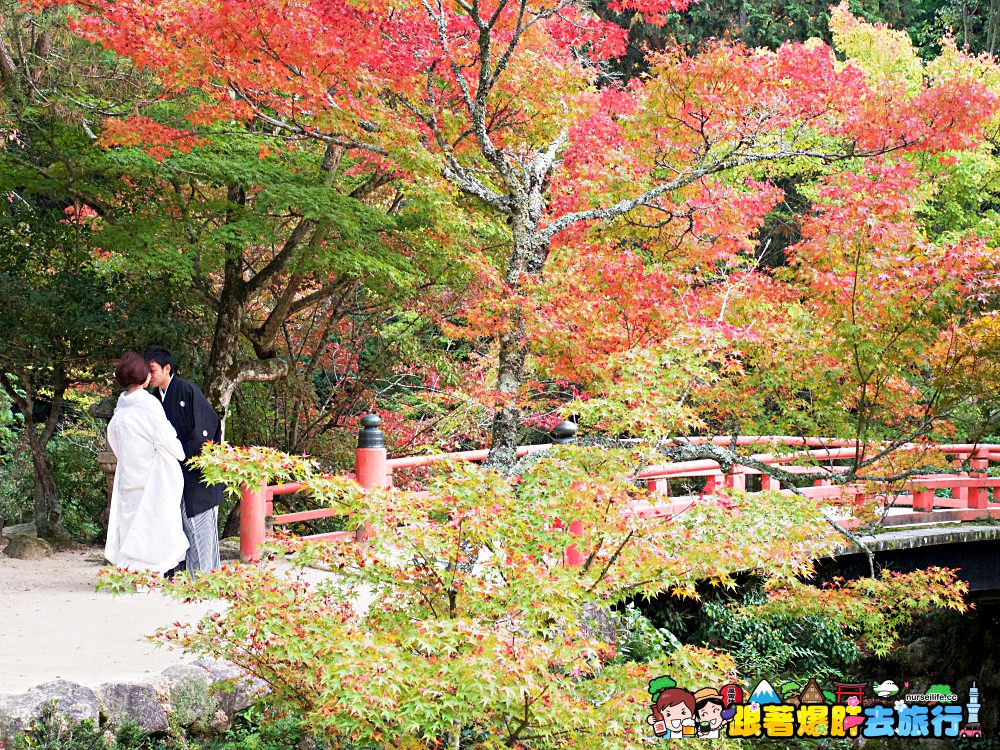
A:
[181,503,221,573]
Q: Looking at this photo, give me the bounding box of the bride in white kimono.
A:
[105,352,189,573]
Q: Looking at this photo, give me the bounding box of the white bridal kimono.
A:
[105,388,189,573]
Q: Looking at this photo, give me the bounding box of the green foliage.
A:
[0,391,29,523]
[0,393,111,542]
[105,444,843,748]
[594,0,944,80]
[0,433,106,540]
[751,569,968,657]
[46,405,109,541]
[204,706,303,750]
[192,444,319,499]
[701,594,860,681]
[613,603,682,663]
[12,703,156,750]
[569,343,719,438]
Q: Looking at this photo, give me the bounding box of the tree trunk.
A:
[26,426,64,539]
[202,186,292,422]
[486,326,528,472]
[962,0,971,49]
[0,19,19,91]
[485,212,549,472]
[1,369,69,540]
[203,251,248,418]
[986,0,1000,55]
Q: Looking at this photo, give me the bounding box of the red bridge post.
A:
[953,457,970,506]
[356,413,389,488]
[240,483,268,563]
[969,457,989,510]
[912,486,935,512]
[725,466,746,491]
[355,414,389,542]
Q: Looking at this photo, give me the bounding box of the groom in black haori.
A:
[145,347,223,573]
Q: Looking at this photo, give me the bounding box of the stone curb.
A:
[0,660,268,743]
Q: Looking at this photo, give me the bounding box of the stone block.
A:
[158,664,217,727]
[0,680,99,742]
[97,681,169,733]
[219,538,240,562]
[192,659,268,715]
[2,535,52,560]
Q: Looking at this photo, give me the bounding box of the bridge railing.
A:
[238,418,1000,562]
[238,415,578,561]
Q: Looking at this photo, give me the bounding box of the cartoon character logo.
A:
[644,675,982,740]
[694,687,737,738]
[647,677,697,738]
[648,677,737,739]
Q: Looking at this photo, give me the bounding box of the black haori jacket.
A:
[158,376,225,517]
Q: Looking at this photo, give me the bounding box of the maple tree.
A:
[52,0,996,468]
[0,1,471,445]
[530,9,1000,464]
[97,443,965,748]
[16,2,994,742]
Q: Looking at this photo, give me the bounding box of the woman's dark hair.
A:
[144,346,175,374]
[115,352,150,387]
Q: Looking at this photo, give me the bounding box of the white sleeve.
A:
[107,421,121,459]
[151,409,186,462]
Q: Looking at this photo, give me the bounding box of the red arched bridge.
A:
[238,416,1000,572]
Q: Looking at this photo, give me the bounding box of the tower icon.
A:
[968,682,981,725]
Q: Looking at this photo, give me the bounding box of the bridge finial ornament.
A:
[552,420,578,444]
[357,413,385,449]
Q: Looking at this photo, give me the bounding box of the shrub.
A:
[12,703,159,750]
[613,602,682,664]
[105,443,973,748]
[701,593,859,681]
[0,393,107,542]
[100,443,842,749]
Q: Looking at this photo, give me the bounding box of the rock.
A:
[159,664,217,727]
[0,680,99,742]
[219,538,240,562]
[2,522,37,538]
[895,636,940,676]
[88,396,117,422]
[206,709,231,734]
[193,659,267,715]
[3,535,54,560]
[96,682,169,733]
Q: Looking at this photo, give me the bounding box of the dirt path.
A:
[0,546,218,695]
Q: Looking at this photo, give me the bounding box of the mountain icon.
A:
[748,679,782,705]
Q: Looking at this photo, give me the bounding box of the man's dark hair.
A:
[144,346,176,374]
[115,352,150,387]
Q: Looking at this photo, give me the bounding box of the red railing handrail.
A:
[387,443,549,469]
[237,417,1000,562]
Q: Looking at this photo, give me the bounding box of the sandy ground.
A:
[0,544,372,697]
[0,546,220,695]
